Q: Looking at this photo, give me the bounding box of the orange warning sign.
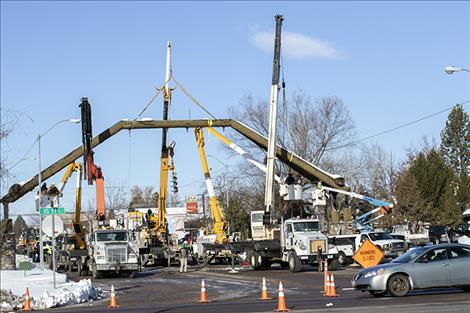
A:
[352,238,384,268]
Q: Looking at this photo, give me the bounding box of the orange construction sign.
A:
[352,238,384,268]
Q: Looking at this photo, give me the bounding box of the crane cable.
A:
[171,77,217,119]
[134,74,173,121]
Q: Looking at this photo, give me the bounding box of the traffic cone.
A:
[260,277,270,300]
[23,287,31,311]
[323,259,329,294]
[108,284,119,308]
[197,279,210,303]
[323,274,339,297]
[274,281,291,312]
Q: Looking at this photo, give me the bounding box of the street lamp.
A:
[445,66,470,74]
[37,118,80,271]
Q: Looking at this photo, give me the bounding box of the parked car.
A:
[351,243,470,297]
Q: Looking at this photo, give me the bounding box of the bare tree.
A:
[227,90,357,172]
[105,180,128,211]
[129,186,158,208]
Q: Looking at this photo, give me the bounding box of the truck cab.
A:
[283,217,337,272]
[87,229,140,278]
[249,211,337,272]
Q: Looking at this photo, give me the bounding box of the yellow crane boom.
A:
[194,127,228,243]
[57,163,85,249]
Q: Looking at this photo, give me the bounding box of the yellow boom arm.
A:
[58,163,85,249]
[194,127,228,243]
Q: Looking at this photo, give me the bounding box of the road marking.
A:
[341,287,354,291]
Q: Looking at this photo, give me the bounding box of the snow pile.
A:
[1,289,24,311]
[33,279,101,310]
[1,268,101,311]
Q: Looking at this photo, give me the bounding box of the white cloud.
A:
[249,28,343,60]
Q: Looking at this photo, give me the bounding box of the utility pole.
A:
[264,15,283,225]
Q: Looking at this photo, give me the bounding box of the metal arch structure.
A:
[1,118,348,209]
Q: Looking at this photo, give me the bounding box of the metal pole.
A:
[38,134,44,271]
[264,15,283,224]
[52,213,56,288]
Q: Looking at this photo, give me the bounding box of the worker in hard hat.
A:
[179,241,189,273]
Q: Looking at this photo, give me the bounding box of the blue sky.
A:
[1,1,469,217]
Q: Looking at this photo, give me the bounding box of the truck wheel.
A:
[387,274,410,297]
[250,251,260,270]
[337,252,349,266]
[288,251,301,272]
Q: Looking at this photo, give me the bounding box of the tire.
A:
[369,290,387,297]
[288,251,302,272]
[250,251,260,270]
[337,252,349,266]
[387,274,410,297]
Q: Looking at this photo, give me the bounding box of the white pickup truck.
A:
[330,231,406,265]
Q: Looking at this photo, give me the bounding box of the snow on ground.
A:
[1,267,101,311]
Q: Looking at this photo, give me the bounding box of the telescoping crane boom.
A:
[79,98,105,224]
[194,127,228,243]
[154,41,173,238]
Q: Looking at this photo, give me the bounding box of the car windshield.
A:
[96,232,127,242]
[369,232,393,241]
[293,221,320,232]
[392,247,428,263]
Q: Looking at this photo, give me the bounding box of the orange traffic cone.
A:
[197,279,210,303]
[323,259,329,294]
[108,284,119,308]
[260,277,270,300]
[274,281,291,312]
[323,274,339,297]
[23,287,31,311]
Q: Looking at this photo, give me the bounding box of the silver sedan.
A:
[351,243,470,297]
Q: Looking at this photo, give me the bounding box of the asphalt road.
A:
[50,264,470,313]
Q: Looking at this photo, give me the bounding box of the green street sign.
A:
[40,207,65,215]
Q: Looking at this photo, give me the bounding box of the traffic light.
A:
[172,172,178,193]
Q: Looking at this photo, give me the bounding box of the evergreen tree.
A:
[440,104,470,209]
[396,148,461,226]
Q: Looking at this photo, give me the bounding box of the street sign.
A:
[42,215,64,238]
[352,238,384,268]
[185,195,198,214]
[40,207,65,215]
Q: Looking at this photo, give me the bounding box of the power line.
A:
[326,100,470,151]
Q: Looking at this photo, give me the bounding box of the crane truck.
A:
[75,98,139,278]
